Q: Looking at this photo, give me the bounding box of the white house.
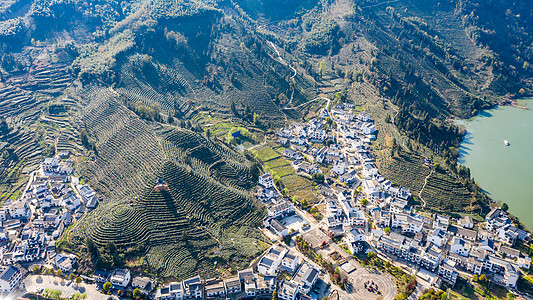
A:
[156,282,183,300]
[291,263,319,294]
[42,157,59,172]
[458,216,474,229]
[344,228,364,243]
[224,277,242,295]
[358,112,370,122]
[278,281,300,300]
[78,185,96,201]
[205,279,225,298]
[391,214,423,234]
[361,122,375,135]
[55,253,76,273]
[427,228,447,248]
[450,237,470,257]
[182,275,203,299]
[267,201,294,219]
[110,269,131,288]
[259,174,274,189]
[6,200,31,219]
[0,265,22,293]
[331,161,345,176]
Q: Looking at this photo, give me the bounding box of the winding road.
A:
[418,169,434,208]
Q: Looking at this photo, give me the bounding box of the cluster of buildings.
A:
[273,105,532,293]
[0,152,98,293]
[156,244,320,300]
[374,211,531,288]
[93,268,154,293]
[258,174,297,238]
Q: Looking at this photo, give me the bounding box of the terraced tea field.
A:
[72,86,267,279]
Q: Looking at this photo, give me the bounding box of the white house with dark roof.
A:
[131,276,153,293]
[291,263,319,294]
[259,174,274,189]
[266,218,288,237]
[42,157,59,172]
[205,279,226,298]
[448,225,477,242]
[110,269,131,288]
[182,275,202,299]
[224,277,241,295]
[498,245,521,260]
[433,214,449,230]
[278,280,300,300]
[391,213,423,234]
[55,253,76,273]
[427,228,447,248]
[450,237,470,257]
[478,238,495,253]
[0,265,22,293]
[458,216,474,229]
[155,282,183,300]
[486,208,502,221]
[438,258,458,286]
[420,244,442,272]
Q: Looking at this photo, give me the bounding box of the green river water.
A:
[457,98,533,229]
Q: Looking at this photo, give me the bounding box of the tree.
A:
[103,282,112,293]
[76,276,82,287]
[80,293,87,299]
[368,251,376,259]
[384,227,390,234]
[253,113,261,126]
[52,290,62,300]
[272,291,278,300]
[33,266,41,274]
[292,195,298,204]
[56,269,62,277]
[312,172,325,183]
[69,273,76,281]
[360,198,368,207]
[133,288,142,299]
[310,207,318,214]
[501,203,509,212]
[472,274,478,282]
[479,274,487,284]
[300,198,309,209]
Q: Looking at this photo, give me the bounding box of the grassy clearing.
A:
[263,157,291,169]
[292,187,318,204]
[252,146,280,162]
[281,174,313,191]
[270,165,295,178]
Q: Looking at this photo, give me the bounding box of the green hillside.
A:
[0,0,531,278]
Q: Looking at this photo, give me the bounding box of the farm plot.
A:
[270,165,295,178]
[263,157,291,170]
[421,171,473,212]
[253,146,280,162]
[377,151,431,193]
[281,174,313,191]
[292,187,319,204]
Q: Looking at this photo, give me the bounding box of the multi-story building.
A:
[437,259,458,286]
[183,275,203,299]
[0,266,22,293]
[420,244,442,272]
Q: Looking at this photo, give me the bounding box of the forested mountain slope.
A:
[0,0,531,278]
